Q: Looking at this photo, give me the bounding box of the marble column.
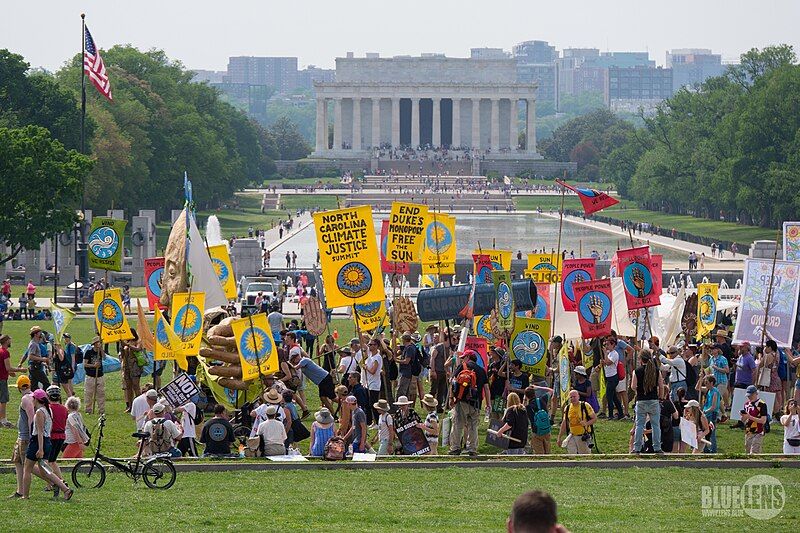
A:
[509,98,518,150]
[452,98,461,148]
[411,98,420,148]
[391,98,400,148]
[471,98,480,149]
[526,98,537,153]
[315,97,326,152]
[333,98,342,151]
[371,98,380,148]
[352,98,362,150]
[490,98,500,151]
[432,97,441,148]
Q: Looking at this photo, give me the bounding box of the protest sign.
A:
[510,317,550,377]
[465,336,489,369]
[231,313,279,380]
[207,244,237,300]
[473,315,495,343]
[561,258,596,312]
[94,288,134,342]
[696,283,718,340]
[421,212,456,266]
[171,292,205,356]
[88,216,127,272]
[574,278,613,339]
[396,419,431,456]
[485,419,510,450]
[733,259,800,348]
[492,270,515,332]
[144,257,165,310]
[650,254,663,297]
[617,246,660,309]
[380,220,409,275]
[679,417,698,450]
[525,253,562,283]
[784,222,800,260]
[353,300,389,331]
[474,249,511,283]
[533,283,551,319]
[386,202,427,263]
[160,373,200,408]
[50,302,75,343]
[314,206,384,308]
[153,306,187,370]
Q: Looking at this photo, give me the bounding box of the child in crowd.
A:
[421,394,440,455]
[372,399,395,456]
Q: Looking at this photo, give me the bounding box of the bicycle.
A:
[71,414,177,490]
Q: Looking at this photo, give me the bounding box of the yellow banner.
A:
[696,283,719,340]
[473,314,495,342]
[421,212,456,266]
[153,306,188,371]
[94,288,134,343]
[231,313,279,381]
[422,261,455,275]
[473,249,512,272]
[50,301,75,343]
[510,317,550,378]
[558,343,571,407]
[171,292,205,357]
[386,202,428,263]
[313,205,384,308]
[207,244,237,300]
[353,300,390,331]
[525,253,562,284]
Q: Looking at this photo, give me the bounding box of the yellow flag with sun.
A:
[313,205,384,309]
[153,306,188,371]
[696,283,718,340]
[94,288,134,343]
[170,292,205,357]
[230,313,279,380]
[421,212,456,266]
[207,244,237,300]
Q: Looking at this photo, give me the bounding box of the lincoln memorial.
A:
[312,55,540,159]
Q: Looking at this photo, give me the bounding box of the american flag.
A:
[84,26,112,101]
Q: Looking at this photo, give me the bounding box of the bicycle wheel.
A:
[71,460,106,488]
[142,458,176,489]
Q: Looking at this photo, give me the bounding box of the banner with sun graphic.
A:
[492,270,515,333]
[87,216,127,272]
[207,244,237,300]
[94,288,134,342]
[510,317,550,377]
[783,222,800,261]
[696,283,718,340]
[313,206,384,309]
[472,314,495,343]
[473,249,511,284]
[525,253,562,284]
[171,292,205,357]
[421,212,456,267]
[153,306,188,370]
[353,299,389,331]
[231,313,279,380]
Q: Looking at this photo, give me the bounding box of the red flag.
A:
[380,220,409,275]
[533,283,551,319]
[617,246,660,309]
[144,257,165,311]
[465,336,489,370]
[560,258,596,312]
[557,180,618,215]
[650,254,663,297]
[473,253,495,284]
[574,278,613,339]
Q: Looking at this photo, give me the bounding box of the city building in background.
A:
[513,40,559,108]
[666,48,725,91]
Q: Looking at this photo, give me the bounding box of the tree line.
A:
[542,45,800,229]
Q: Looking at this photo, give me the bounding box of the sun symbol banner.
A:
[207,244,237,299]
[783,222,800,261]
[313,205,384,308]
[153,306,188,370]
[144,257,166,311]
[171,292,205,356]
[525,253,562,284]
[510,317,550,377]
[696,283,718,340]
[93,287,134,342]
[88,216,127,272]
[421,212,456,267]
[353,299,389,332]
[231,313,278,380]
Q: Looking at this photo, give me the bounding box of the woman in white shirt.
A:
[257,405,287,456]
[780,399,800,455]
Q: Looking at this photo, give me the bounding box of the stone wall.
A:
[480,160,577,177]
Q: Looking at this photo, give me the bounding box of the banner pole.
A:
[551,180,566,342]
[247,313,267,394]
[759,228,782,349]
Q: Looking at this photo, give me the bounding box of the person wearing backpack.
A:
[175,399,200,457]
[448,350,489,456]
[144,403,182,457]
[741,385,769,454]
[556,390,597,454]
[524,385,554,454]
[660,345,688,402]
[396,333,419,408]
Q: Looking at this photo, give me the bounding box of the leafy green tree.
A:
[269,116,310,160]
[0,126,92,264]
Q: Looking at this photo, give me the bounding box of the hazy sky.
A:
[3,1,799,72]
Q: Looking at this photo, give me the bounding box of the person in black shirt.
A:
[83,337,106,415]
[507,360,530,397]
[630,349,664,453]
[347,372,370,424]
[448,350,490,456]
[488,347,507,420]
[200,404,236,456]
[495,392,529,454]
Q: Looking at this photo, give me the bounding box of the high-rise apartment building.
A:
[226,56,299,93]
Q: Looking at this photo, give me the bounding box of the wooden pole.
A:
[759,229,782,349]
[551,182,566,341]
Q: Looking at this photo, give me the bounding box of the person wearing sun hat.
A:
[310,408,335,457]
[421,394,440,454]
[249,389,285,438]
[371,399,395,455]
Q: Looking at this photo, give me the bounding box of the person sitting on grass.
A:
[200,404,236,457]
[507,490,569,533]
[495,392,529,455]
[257,404,287,457]
[310,408,335,457]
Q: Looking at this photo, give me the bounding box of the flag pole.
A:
[759,228,782,349]
[551,179,566,341]
[78,13,88,288]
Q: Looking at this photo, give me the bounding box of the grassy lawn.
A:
[1,467,798,531]
[0,317,789,459]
